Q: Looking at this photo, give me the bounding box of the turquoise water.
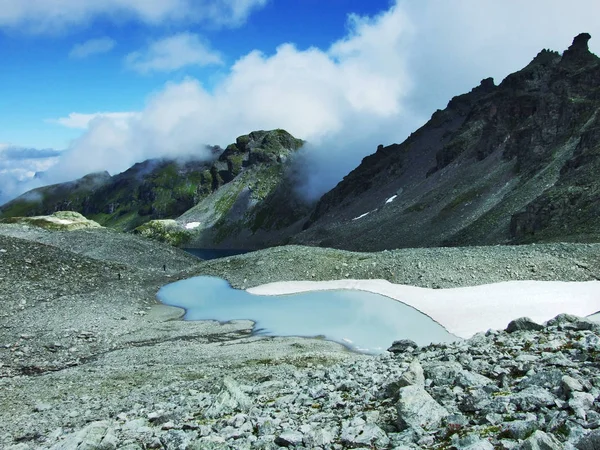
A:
[157,276,459,354]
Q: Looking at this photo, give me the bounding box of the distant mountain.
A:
[293,33,600,250]
[0,130,308,246]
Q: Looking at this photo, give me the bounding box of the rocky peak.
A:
[526,49,561,69]
[476,77,496,93]
[561,32,597,65]
[218,129,303,180]
[447,77,497,114]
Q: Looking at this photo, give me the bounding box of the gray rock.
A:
[519,430,563,450]
[512,386,556,412]
[506,317,544,333]
[500,420,538,440]
[424,361,463,386]
[576,429,600,450]
[577,333,600,352]
[388,339,419,354]
[205,377,252,418]
[274,430,304,447]
[304,427,336,447]
[569,392,595,420]
[546,314,600,332]
[397,359,425,388]
[459,388,492,413]
[341,423,390,448]
[451,433,495,450]
[562,375,584,397]
[396,385,449,432]
[520,370,565,391]
[456,370,493,388]
[50,421,116,450]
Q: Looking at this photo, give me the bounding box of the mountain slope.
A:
[0,156,218,231]
[0,130,307,244]
[293,33,600,251]
[172,129,309,249]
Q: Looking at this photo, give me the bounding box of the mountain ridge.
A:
[0,130,306,245]
[293,33,600,251]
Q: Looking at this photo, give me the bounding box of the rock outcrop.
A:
[0,211,102,231]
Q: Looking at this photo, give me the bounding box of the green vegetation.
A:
[134,220,191,246]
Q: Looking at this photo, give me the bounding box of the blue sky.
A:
[0,0,391,150]
[1,0,600,204]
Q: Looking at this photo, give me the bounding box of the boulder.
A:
[576,429,600,450]
[397,359,425,388]
[274,430,304,447]
[519,430,563,450]
[388,339,419,354]
[506,317,544,333]
[396,385,449,431]
[50,421,117,450]
[340,423,389,448]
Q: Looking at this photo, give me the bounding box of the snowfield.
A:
[248,279,600,339]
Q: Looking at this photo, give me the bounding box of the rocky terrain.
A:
[27,314,600,450]
[295,33,600,251]
[0,223,599,449]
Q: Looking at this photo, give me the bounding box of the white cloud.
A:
[126,33,223,74]
[49,112,140,129]
[69,37,116,58]
[0,146,61,205]
[0,0,268,33]
[12,0,600,204]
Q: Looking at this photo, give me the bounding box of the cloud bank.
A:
[5,0,600,206]
[0,0,269,33]
[0,146,62,205]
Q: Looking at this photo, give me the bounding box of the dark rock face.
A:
[295,34,600,251]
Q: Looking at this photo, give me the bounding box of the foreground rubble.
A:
[11,314,595,450]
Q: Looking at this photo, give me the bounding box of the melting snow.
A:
[385,195,397,204]
[185,222,201,230]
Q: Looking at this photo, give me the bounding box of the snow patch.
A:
[352,212,370,221]
[248,279,600,339]
[48,218,74,225]
[385,195,397,204]
[185,222,201,230]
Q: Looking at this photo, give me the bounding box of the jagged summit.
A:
[562,32,597,65]
[565,32,592,55]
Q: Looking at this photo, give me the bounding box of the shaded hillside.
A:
[0,130,307,238]
[294,33,600,251]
